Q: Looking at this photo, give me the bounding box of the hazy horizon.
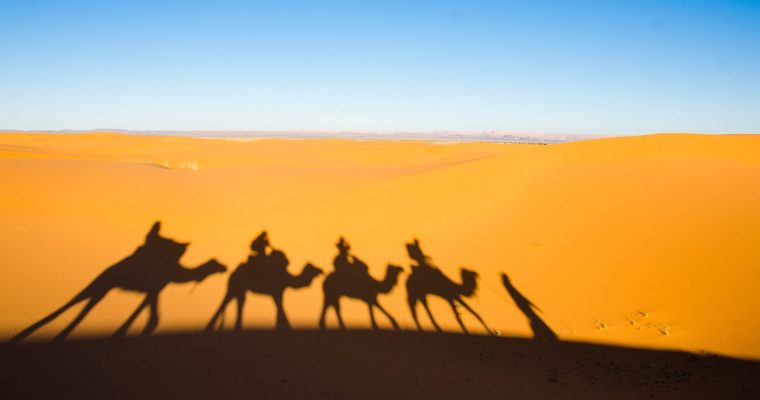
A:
[0,128,609,144]
[2,127,758,137]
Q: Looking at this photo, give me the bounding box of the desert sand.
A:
[1,132,759,355]
[2,132,759,355]
[1,132,759,398]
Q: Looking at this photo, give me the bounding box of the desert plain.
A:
[1,132,759,399]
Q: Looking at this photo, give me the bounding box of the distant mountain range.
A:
[1,129,610,143]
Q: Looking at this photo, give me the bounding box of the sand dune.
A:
[1,132,758,360]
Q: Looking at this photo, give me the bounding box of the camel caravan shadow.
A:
[7,222,560,345]
[6,222,226,346]
[319,237,403,330]
[405,239,491,334]
[206,231,323,332]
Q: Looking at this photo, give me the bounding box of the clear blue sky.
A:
[1,0,759,134]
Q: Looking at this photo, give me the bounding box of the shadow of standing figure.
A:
[206,231,323,332]
[501,273,557,341]
[405,239,492,335]
[319,237,403,330]
[5,222,227,346]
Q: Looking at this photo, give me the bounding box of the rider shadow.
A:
[206,231,323,332]
[404,239,491,335]
[5,222,227,346]
[501,273,557,341]
[319,237,403,330]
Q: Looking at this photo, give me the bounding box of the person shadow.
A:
[501,273,557,341]
[404,239,492,334]
[5,221,227,346]
[319,237,403,330]
[206,231,323,332]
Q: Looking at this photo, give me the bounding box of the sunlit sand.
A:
[1,132,759,361]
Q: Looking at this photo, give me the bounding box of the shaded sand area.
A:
[2,330,758,400]
[1,132,759,363]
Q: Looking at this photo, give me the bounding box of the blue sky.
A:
[1,0,759,134]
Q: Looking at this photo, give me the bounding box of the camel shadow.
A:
[319,237,403,330]
[5,221,227,346]
[206,231,323,332]
[405,239,491,335]
[501,273,557,341]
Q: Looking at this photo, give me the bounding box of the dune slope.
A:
[0,132,758,359]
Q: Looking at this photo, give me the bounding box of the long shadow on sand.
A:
[5,228,758,399]
[6,222,226,346]
[206,231,323,332]
[1,330,758,400]
[502,272,558,341]
[405,239,491,334]
[319,237,404,330]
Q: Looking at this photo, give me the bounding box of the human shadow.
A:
[206,231,323,332]
[5,222,227,346]
[405,239,491,334]
[501,273,557,341]
[319,237,403,330]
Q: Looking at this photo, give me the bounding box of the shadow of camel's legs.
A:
[334,300,346,330]
[54,294,106,341]
[218,312,225,331]
[449,300,469,334]
[408,297,424,331]
[234,294,246,333]
[456,297,492,335]
[274,295,290,330]
[376,302,400,330]
[113,295,151,338]
[368,303,378,330]
[141,292,160,337]
[5,293,88,346]
[318,301,330,330]
[421,298,442,332]
[206,292,234,334]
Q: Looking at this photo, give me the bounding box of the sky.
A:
[1,0,759,135]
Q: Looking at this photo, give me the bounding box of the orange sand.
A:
[1,132,758,359]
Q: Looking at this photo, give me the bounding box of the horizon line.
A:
[2,129,758,144]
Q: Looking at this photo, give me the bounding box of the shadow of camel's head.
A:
[461,268,479,280]
[303,263,324,276]
[387,264,405,276]
[203,259,228,275]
